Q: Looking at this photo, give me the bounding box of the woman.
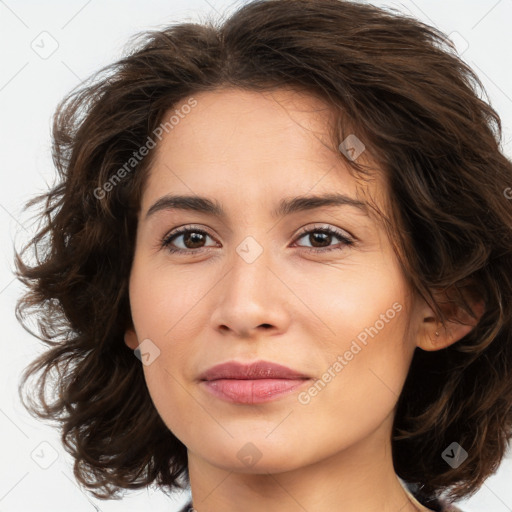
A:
[15,0,512,511]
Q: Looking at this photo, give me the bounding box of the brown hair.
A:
[14,0,512,504]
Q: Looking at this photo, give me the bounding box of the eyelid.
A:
[160,224,218,250]
[293,223,355,243]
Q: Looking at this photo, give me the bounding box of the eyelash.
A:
[160,224,355,255]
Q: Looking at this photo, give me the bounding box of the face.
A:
[125,87,424,474]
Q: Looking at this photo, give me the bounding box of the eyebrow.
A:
[144,193,368,221]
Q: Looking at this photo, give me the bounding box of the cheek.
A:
[284,254,412,435]
[288,302,412,465]
[129,259,212,342]
[283,246,409,353]
[128,261,214,435]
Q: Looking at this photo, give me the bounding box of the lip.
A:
[199,360,310,381]
[199,360,311,404]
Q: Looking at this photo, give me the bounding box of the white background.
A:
[1,1,511,511]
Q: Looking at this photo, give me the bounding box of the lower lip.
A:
[201,378,310,404]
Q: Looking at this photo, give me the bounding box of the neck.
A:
[186,415,430,512]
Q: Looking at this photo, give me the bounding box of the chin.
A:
[194,437,307,473]
[212,451,305,474]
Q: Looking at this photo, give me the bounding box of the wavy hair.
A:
[14,0,512,504]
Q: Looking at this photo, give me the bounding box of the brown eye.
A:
[160,224,354,256]
[161,227,218,253]
[293,225,354,253]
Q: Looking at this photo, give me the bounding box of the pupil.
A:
[185,232,204,248]
[311,232,330,247]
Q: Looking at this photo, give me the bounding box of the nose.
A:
[209,244,292,339]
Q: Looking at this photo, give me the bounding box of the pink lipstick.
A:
[199,360,311,404]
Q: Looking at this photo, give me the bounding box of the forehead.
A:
[140,87,384,219]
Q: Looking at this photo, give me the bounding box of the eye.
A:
[161,225,218,254]
[160,224,355,255]
[292,224,355,253]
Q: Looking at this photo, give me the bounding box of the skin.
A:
[124,88,480,512]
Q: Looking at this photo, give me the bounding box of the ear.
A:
[417,282,486,351]
[124,324,139,350]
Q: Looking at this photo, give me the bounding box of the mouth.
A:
[198,360,311,404]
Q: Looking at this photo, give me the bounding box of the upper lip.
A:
[199,360,310,381]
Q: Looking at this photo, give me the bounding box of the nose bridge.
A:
[226,234,273,311]
[210,233,290,336]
